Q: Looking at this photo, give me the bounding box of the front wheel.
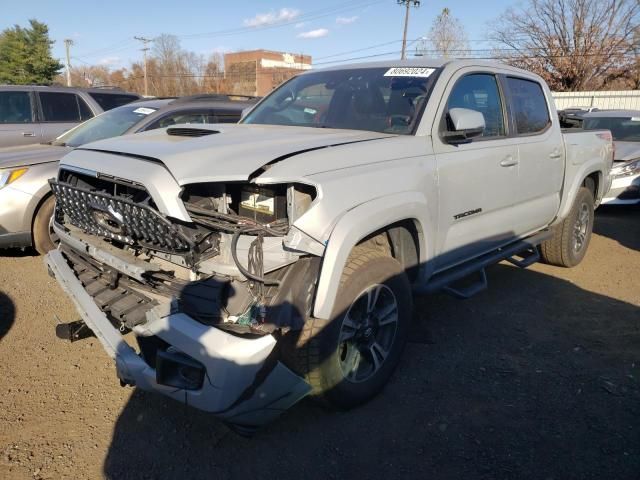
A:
[540,186,594,267]
[32,196,57,255]
[284,246,412,409]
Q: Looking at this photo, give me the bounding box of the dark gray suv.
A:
[0,85,140,148]
[0,94,258,253]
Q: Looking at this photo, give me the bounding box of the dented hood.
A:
[73,123,391,184]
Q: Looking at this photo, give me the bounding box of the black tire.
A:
[32,196,57,255]
[540,186,594,267]
[284,245,412,409]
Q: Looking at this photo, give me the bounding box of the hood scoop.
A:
[167,127,220,138]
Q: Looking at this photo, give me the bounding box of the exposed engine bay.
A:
[51,168,319,336]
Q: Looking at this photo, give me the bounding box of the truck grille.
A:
[50,179,193,252]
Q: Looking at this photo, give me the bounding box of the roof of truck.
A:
[314,57,508,72]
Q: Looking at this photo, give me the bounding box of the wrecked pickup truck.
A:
[45,59,613,431]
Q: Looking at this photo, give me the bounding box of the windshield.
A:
[583,116,640,142]
[242,67,440,135]
[52,104,158,147]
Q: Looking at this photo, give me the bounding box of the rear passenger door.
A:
[431,70,521,270]
[503,76,563,233]
[0,90,41,147]
[37,91,94,142]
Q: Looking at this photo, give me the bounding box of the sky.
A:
[2,0,517,70]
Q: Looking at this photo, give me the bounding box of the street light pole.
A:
[64,39,73,86]
[398,0,420,60]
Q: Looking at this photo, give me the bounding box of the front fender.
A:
[313,191,433,320]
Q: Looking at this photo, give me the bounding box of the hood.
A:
[613,141,640,162]
[75,124,392,184]
[0,144,71,169]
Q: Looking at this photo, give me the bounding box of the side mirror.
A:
[443,108,485,143]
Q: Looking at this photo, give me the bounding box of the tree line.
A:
[1,0,638,94]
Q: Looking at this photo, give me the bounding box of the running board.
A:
[414,230,552,298]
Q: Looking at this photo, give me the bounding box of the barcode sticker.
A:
[384,67,436,78]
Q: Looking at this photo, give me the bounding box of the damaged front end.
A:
[45,166,324,431]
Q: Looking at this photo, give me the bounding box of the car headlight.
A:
[0,167,29,189]
[611,159,640,178]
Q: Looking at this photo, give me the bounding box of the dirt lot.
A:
[0,206,638,480]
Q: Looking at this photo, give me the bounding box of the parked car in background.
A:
[0,85,140,148]
[0,94,258,253]
[46,59,612,431]
[583,110,640,205]
[558,106,599,128]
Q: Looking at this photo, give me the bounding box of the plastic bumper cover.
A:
[45,248,311,429]
[602,173,640,205]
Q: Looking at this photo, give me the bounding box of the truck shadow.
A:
[594,204,640,251]
[0,292,15,342]
[103,261,640,480]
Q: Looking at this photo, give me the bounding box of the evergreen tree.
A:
[0,20,63,84]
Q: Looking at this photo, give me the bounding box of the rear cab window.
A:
[38,92,94,122]
[506,77,551,135]
[89,93,139,111]
[0,91,33,123]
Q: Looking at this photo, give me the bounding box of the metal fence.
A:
[552,90,640,111]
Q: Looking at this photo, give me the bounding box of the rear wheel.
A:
[540,186,594,267]
[33,196,57,255]
[284,245,412,409]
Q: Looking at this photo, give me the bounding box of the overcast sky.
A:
[3,0,516,69]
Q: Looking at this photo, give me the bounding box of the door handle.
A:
[22,131,36,137]
[549,150,562,159]
[500,155,519,167]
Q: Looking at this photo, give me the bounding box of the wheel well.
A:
[583,172,599,199]
[356,220,421,282]
[30,193,53,235]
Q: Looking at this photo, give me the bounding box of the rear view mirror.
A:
[443,108,485,143]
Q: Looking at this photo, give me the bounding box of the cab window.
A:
[506,77,550,135]
[446,73,505,138]
[0,91,33,123]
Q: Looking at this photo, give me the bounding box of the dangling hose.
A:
[230,230,281,286]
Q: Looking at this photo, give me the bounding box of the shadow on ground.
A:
[594,204,640,251]
[103,262,640,480]
[0,292,15,342]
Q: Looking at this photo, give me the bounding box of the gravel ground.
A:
[0,206,638,480]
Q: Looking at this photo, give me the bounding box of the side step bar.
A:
[414,229,552,299]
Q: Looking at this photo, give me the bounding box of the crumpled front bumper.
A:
[45,248,311,430]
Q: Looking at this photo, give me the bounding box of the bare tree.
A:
[424,8,469,58]
[490,0,640,91]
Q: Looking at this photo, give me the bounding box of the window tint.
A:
[446,73,505,138]
[0,91,33,123]
[215,114,241,123]
[243,67,438,135]
[89,93,139,111]
[39,92,93,122]
[150,111,216,129]
[507,77,550,134]
[583,117,640,142]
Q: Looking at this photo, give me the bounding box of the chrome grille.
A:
[50,179,192,252]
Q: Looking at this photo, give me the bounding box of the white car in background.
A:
[583,110,640,205]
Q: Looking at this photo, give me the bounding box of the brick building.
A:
[223,50,312,96]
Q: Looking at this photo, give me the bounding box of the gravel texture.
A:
[0,206,638,479]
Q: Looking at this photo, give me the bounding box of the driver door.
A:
[431,70,520,271]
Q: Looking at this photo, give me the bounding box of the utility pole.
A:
[64,39,73,86]
[134,36,153,96]
[398,0,420,60]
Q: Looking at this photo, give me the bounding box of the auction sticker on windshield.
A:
[384,67,435,77]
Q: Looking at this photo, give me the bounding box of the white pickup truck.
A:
[45,59,613,432]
